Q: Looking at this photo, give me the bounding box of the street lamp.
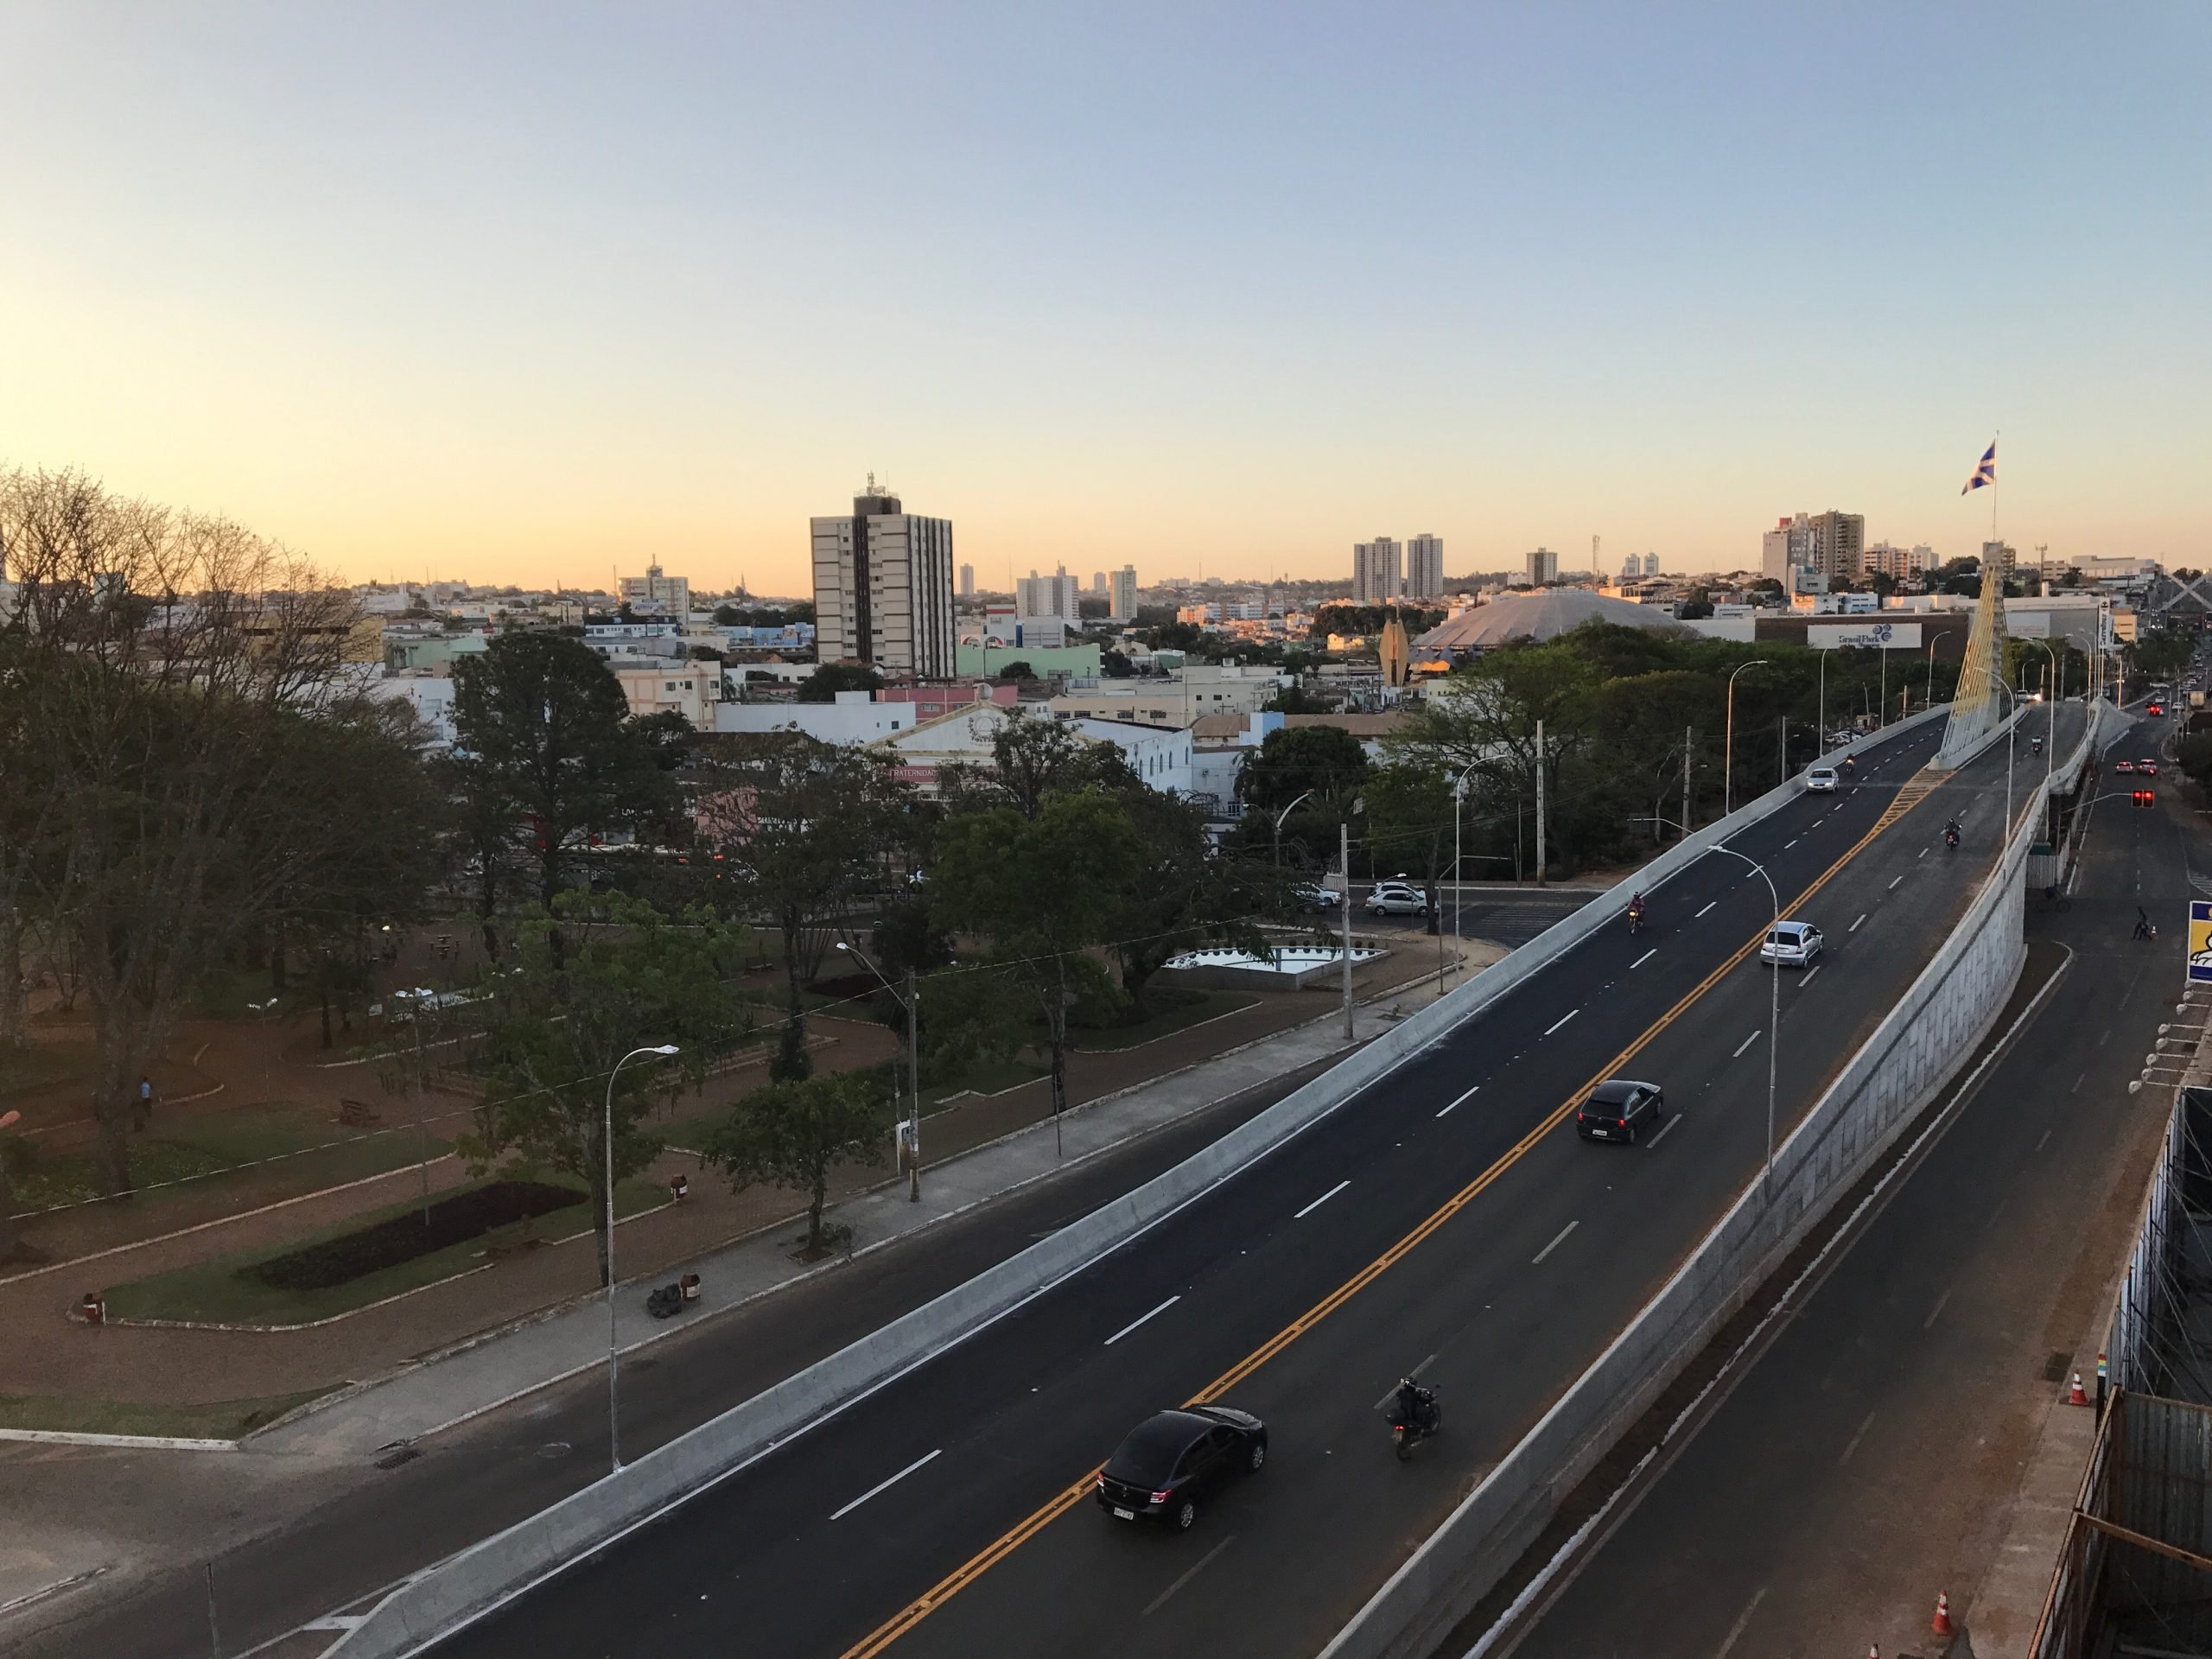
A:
[2020,639,2061,821]
[1815,647,1837,756]
[1725,660,1770,817]
[1272,789,1315,868]
[604,1042,679,1473]
[1632,823,1783,1195]
[1450,760,1481,989]
[836,940,921,1201]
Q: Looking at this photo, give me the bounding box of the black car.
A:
[1575,1077,1665,1145]
[1095,1406,1268,1530]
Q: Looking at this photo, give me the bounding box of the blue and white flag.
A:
[1961,440,1997,494]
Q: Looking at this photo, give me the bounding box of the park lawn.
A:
[921,1057,1048,1109]
[101,1175,667,1327]
[0,1034,99,1106]
[0,1387,337,1440]
[12,1102,461,1213]
[1065,989,1259,1052]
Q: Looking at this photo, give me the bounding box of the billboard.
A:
[2192,901,2212,985]
[2010,616,2050,639]
[1806,621,1925,651]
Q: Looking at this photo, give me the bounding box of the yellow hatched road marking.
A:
[837,777,1937,1658]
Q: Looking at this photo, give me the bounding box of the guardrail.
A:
[1320,714,2056,1659]
[329,709,1946,1659]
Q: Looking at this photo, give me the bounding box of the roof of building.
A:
[1281,713,1410,739]
[1414,588,1693,651]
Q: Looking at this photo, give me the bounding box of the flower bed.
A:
[245,1180,585,1291]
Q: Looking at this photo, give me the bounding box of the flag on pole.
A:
[1961,440,1997,494]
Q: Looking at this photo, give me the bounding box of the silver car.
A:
[1365,880,1428,917]
[1759,920,1823,967]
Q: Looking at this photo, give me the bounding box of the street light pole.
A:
[1451,760,1480,989]
[604,1041,679,1473]
[1272,789,1315,868]
[1816,647,1834,754]
[836,941,921,1200]
[1725,660,1770,817]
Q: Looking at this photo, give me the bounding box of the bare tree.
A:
[0,467,370,1194]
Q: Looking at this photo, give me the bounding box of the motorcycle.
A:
[1626,906,1644,937]
[1390,1389,1442,1460]
[1945,824,1961,851]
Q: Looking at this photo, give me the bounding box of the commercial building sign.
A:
[2191,901,2212,984]
[2010,616,2050,639]
[1806,621,1925,651]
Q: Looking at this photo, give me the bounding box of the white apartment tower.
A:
[1353,537,1402,603]
[958,563,976,597]
[810,482,957,679]
[1109,565,1138,621]
[619,563,690,617]
[1016,565,1084,620]
[1525,546,1560,586]
[1405,534,1444,600]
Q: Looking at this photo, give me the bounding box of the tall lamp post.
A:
[1725,660,1770,817]
[1815,647,1837,755]
[1636,823,1782,1195]
[2021,639,2060,822]
[605,1042,679,1473]
[1272,789,1315,868]
[1450,760,1482,988]
[836,940,921,1200]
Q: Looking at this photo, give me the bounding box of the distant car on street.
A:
[2115,760,2137,773]
[2141,760,2160,777]
[1759,919,1824,967]
[1295,882,1341,912]
[1096,1407,1268,1530]
[1576,1078,1666,1145]
[1806,766,1840,793]
[1365,880,1428,917]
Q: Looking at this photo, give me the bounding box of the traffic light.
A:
[2133,787,2156,808]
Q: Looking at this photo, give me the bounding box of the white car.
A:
[1295,882,1341,912]
[1806,766,1839,793]
[1365,880,1428,917]
[1759,920,1823,967]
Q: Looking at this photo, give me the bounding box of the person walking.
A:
[2134,907,2155,942]
[134,1075,154,1131]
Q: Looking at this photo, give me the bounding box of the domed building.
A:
[1414,588,1693,654]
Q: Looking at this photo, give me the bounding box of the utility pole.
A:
[1777,715,1786,785]
[1534,720,1548,889]
[1681,728,1694,838]
[1339,821,1355,1040]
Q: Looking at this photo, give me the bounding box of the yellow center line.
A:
[838,776,1938,1659]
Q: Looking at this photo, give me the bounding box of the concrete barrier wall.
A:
[333,710,1946,1659]
[1321,746,2049,1659]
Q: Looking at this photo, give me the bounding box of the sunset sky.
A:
[3,3,2205,594]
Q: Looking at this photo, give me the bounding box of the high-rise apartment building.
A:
[958,563,976,597]
[1641,551,1661,577]
[1405,534,1444,600]
[1761,512,1864,584]
[1353,537,1402,603]
[810,483,956,679]
[1016,565,1084,620]
[1109,565,1138,621]
[1863,541,1936,582]
[619,563,690,617]
[1525,546,1560,587]
[1091,570,1108,594]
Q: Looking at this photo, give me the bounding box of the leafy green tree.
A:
[796,663,884,702]
[1235,725,1370,815]
[931,790,1146,1119]
[463,893,747,1286]
[450,633,672,915]
[1363,763,1455,931]
[704,1071,889,1257]
[697,732,908,1080]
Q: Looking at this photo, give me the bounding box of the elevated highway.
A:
[423,706,2081,1659]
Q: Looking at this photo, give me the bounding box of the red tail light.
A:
[1150,1489,1173,1505]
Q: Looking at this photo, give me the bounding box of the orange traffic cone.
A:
[1933,1591,1955,1636]
[2069,1371,2089,1407]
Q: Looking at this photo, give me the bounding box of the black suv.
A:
[1575,1078,1665,1145]
[1096,1406,1268,1530]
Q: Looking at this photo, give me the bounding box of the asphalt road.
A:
[421,708,2078,1659]
[1508,707,2183,1658]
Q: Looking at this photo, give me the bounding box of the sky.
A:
[3,3,2206,594]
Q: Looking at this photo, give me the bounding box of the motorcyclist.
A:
[1945,819,1961,848]
[1394,1377,1437,1434]
[1841,753,1857,774]
[1626,892,1646,932]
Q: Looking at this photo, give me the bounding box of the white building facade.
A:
[1353,537,1402,603]
[1406,534,1444,600]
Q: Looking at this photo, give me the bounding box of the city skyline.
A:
[3,6,2204,593]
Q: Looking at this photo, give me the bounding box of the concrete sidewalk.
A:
[253,992,1427,1460]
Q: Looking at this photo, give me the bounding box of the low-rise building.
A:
[613,664,715,728]
[875,702,1191,796]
